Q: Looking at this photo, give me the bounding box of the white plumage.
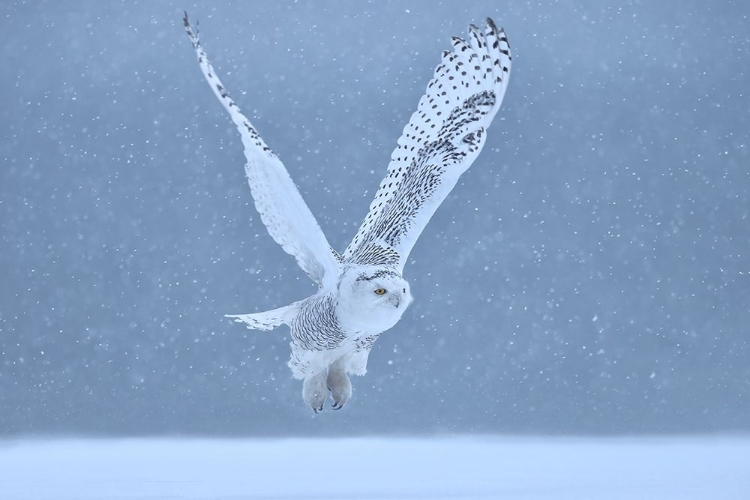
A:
[183,13,511,412]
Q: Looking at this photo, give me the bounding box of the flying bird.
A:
[183,13,511,412]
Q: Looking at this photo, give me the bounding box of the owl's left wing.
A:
[183,13,340,288]
[343,19,511,273]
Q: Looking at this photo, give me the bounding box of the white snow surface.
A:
[0,436,748,499]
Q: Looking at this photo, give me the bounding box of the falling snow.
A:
[1,1,748,440]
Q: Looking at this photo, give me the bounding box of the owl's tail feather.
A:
[226,301,301,331]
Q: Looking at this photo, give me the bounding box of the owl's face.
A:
[337,266,413,335]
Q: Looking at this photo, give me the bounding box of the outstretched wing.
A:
[342,19,511,273]
[183,13,340,288]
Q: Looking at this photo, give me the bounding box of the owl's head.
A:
[337,266,413,335]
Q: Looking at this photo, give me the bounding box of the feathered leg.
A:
[302,371,328,413]
[327,358,352,410]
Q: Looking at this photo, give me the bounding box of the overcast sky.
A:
[1,0,748,436]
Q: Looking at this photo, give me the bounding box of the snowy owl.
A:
[183,13,511,412]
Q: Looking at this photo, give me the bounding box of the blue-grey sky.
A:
[1,0,748,436]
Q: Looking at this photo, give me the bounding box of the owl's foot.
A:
[327,364,352,410]
[303,371,328,413]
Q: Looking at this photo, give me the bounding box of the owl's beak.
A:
[390,295,401,308]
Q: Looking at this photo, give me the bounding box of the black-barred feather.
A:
[343,19,511,272]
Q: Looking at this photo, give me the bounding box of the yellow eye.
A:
[374,288,387,296]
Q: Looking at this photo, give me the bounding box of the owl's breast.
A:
[291,293,347,351]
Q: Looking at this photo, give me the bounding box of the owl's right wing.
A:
[184,13,340,288]
[342,19,511,273]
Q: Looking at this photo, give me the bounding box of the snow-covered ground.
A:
[0,436,747,499]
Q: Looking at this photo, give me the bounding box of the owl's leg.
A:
[326,358,352,410]
[302,371,328,413]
